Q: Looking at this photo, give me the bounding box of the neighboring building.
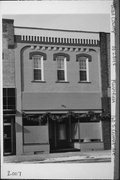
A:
[2,19,111,156]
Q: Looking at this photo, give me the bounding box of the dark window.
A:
[34,69,41,80]
[79,71,87,81]
[8,88,15,97]
[3,88,16,110]
[23,115,47,126]
[23,116,39,126]
[57,70,65,81]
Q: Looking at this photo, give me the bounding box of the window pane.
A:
[79,59,86,69]
[23,117,39,126]
[8,97,15,105]
[57,70,65,81]
[80,71,87,81]
[8,105,15,109]
[8,88,15,97]
[34,69,41,80]
[3,97,7,106]
[3,88,6,97]
[33,56,41,69]
[57,56,64,69]
[8,97,15,109]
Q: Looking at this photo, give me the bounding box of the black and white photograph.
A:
[0,0,117,179]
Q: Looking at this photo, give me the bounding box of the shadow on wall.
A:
[16,122,23,133]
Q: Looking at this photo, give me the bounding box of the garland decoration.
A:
[23,110,111,124]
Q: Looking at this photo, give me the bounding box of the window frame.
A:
[76,54,92,83]
[78,57,89,82]
[32,55,44,82]
[56,56,67,82]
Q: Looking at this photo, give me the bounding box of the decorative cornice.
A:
[29,51,47,60]
[15,35,100,47]
[53,53,70,61]
[76,53,92,62]
[28,45,97,53]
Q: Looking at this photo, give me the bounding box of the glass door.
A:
[3,117,15,155]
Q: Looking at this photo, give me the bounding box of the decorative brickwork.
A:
[76,53,92,62]
[15,35,100,47]
[29,51,47,60]
[53,53,70,61]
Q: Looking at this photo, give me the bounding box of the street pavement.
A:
[3,150,111,163]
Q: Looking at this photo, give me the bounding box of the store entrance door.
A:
[3,116,16,155]
[49,117,72,152]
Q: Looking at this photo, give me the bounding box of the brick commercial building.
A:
[2,19,111,156]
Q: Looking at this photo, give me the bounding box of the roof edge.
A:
[14,25,100,34]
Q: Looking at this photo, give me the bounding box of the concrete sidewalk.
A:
[4,150,111,163]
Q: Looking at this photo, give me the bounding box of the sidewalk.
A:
[3,150,111,163]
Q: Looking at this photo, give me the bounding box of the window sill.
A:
[78,81,91,83]
[31,80,46,83]
[56,81,70,83]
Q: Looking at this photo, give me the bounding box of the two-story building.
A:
[2,19,111,155]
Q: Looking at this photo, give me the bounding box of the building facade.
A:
[2,19,111,155]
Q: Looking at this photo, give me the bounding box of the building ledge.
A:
[55,81,70,83]
[31,80,46,83]
[78,81,91,84]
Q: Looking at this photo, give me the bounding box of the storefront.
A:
[22,111,104,154]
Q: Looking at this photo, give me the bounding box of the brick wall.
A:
[100,32,111,149]
[100,32,111,113]
[15,43,101,94]
[2,19,15,87]
[102,121,111,150]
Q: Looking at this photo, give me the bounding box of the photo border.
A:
[0,0,117,179]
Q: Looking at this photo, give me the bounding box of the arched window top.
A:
[29,51,47,60]
[76,53,92,62]
[53,53,70,61]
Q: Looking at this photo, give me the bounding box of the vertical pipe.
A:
[78,118,81,151]
[11,117,14,154]
[47,116,50,152]
[86,58,89,82]
[41,56,44,81]
[69,114,71,143]
[64,57,67,81]
[54,120,57,148]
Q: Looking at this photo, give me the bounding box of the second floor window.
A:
[78,57,89,82]
[57,56,67,81]
[33,55,44,81]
